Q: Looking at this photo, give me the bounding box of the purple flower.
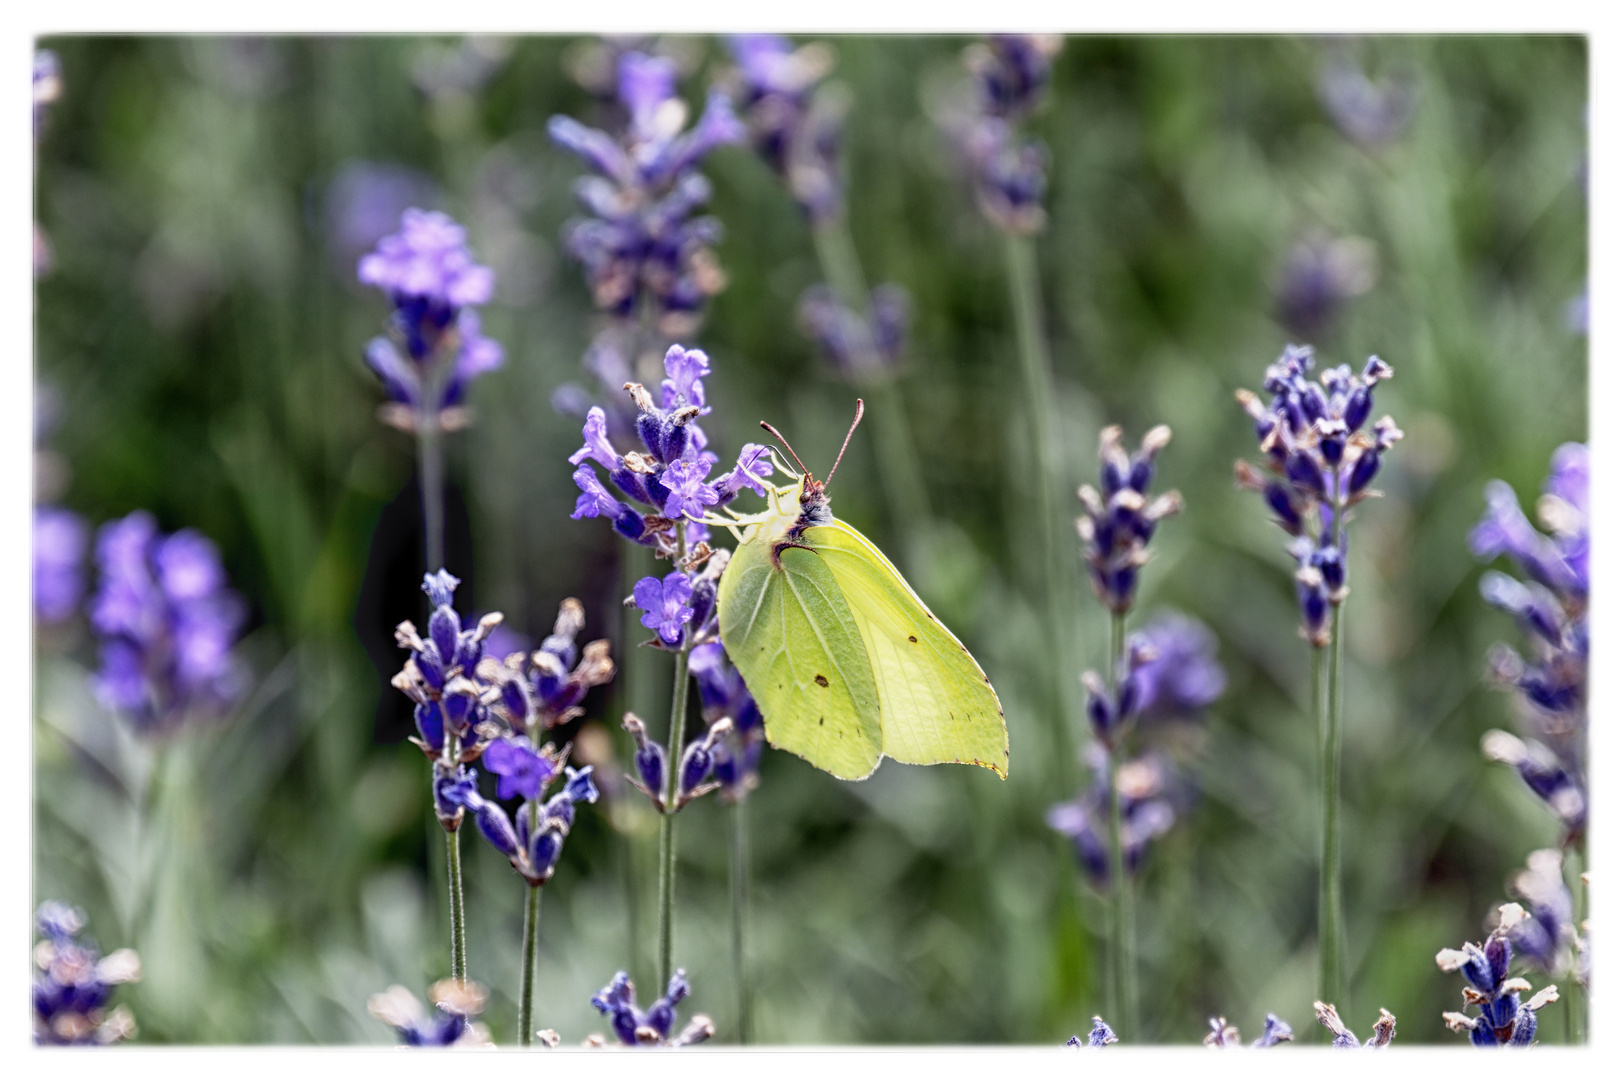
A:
[966,35,1063,121]
[87,511,246,733]
[1314,1002,1396,1049]
[1065,1016,1118,1048]
[635,572,695,647]
[1077,425,1183,615]
[661,458,720,520]
[1126,613,1226,721]
[1438,907,1558,1046]
[590,970,714,1047]
[357,209,502,425]
[368,980,493,1048]
[1047,747,1178,885]
[522,598,617,729]
[33,901,141,1046]
[33,506,87,624]
[1204,1014,1294,1048]
[1274,232,1376,340]
[797,283,912,382]
[569,407,623,471]
[1318,53,1416,149]
[549,53,741,334]
[729,35,844,223]
[483,736,559,801]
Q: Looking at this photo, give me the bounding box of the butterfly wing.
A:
[806,519,1009,778]
[718,523,883,780]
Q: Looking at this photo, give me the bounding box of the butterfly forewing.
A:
[806,520,1009,778]
[718,520,883,780]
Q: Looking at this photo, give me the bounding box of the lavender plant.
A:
[368,979,496,1047]
[34,505,88,625]
[1470,441,1587,1040]
[360,207,503,987]
[1065,1016,1118,1047]
[1313,1002,1397,1048]
[1317,49,1417,150]
[1437,906,1559,1046]
[1233,343,1401,1016]
[588,969,714,1047]
[939,34,1078,796]
[1273,231,1376,341]
[88,511,247,733]
[32,901,142,1045]
[1050,423,1206,1037]
[569,342,771,994]
[1203,1014,1294,1047]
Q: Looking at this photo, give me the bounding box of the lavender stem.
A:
[657,646,691,990]
[1103,611,1135,1039]
[1317,603,1345,1018]
[731,798,753,1044]
[417,410,445,576]
[445,825,467,984]
[1004,231,1079,796]
[518,881,541,1045]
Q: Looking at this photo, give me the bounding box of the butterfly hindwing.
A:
[806,519,1009,778]
[718,522,883,780]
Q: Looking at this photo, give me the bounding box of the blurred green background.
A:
[32,34,1586,1044]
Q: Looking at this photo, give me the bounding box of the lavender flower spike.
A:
[1314,1002,1396,1048]
[34,505,88,623]
[1437,905,1559,1047]
[588,969,715,1047]
[368,979,495,1047]
[33,902,141,1045]
[1076,424,1183,615]
[1065,1016,1118,1047]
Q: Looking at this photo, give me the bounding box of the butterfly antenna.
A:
[823,399,865,492]
[759,421,814,479]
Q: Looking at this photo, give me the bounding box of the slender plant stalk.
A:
[810,220,933,532]
[1564,840,1586,1043]
[1318,604,1346,1015]
[446,826,467,984]
[730,798,754,1044]
[417,415,445,575]
[1003,231,1078,796]
[657,646,691,990]
[1103,611,1135,1039]
[518,882,542,1045]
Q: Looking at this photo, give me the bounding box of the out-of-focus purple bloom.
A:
[548,51,742,337]
[1501,850,1575,976]
[728,35,844,223]
[325,161,442,272]
[1318,54,1417,149]
[1065,1016,1118,1047]
[635,572,694,647]
[368,980,494,1048]
[1047,747,1179,885]
[1125,612,1226,722]
[589,970,714,1047]
[358,209,502,428]
[33,505,87,624]
[32,901,141,1046]
[1204,1014,1294,1048]
[1471,444,1587,841]
[1235,345,1400,646]
[690,641,764,801]
[966,35,1063,122]
[1314,1002,1396,1048]
[1274,232,1377,341]
[798,282,912,383]
[1438,907,1559,1047]
[1076,425,1182,616]
[34,49,62,143]
[88,511,247,733]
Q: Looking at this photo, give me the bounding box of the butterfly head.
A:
[759,399,865,525]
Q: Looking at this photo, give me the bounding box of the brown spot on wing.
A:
[814,673,829,687]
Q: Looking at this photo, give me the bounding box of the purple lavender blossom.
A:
[88,511,247,732]
[1438,907,1559,1046]
[508,597,617,730]
[590,970,714,1047]
[1204,1014,1294,1048]
[635,572,695,647]
[1235,345,1401,646]
[32,901,141,1045]
[357,209,503,427]
[1318,53,1417,149]
[1471,444,1587,840]
[33,505,87,624]
[1047,747,1179,885]
[1066,1016,1118,1047]
[1125,613,1227,722]
[798,282,912,383]
[966,35,1063,121]
[368,980,495,1047]
[482,736,559,801]
[436,749,599,886]
[548,52,743,337]
[1502,849,1575,975]
[728,35,843,223]
[690,641,764,801]
[1314,1002,1397,1048]
[1076,425,1183,615]
[34,50,62,276]
[1274,232,1377,341]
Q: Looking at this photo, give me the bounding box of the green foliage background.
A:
[33,34,1586,1044]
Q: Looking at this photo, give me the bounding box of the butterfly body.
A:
[717,474,1008,780]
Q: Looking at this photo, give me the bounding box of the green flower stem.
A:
[810,218,932,532]
[730,797,754,1044]
[417,408,445,575]
[1103,611,1135,1039]
[657,645,691,991]
[445,823,467,984]
[1317,604,1346,1017]
[1564,840,1587,1043]
[1003,231,1078,796]
[518,881,542,1046]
